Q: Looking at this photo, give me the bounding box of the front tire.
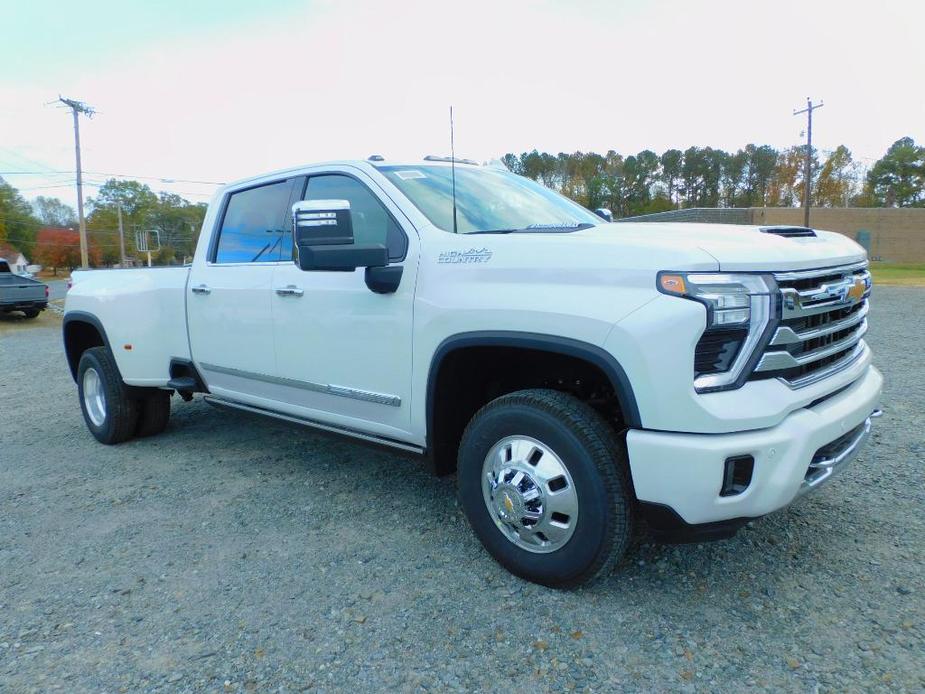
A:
[458,389,635,588]
[77,346,139,444]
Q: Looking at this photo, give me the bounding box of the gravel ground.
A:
[0,288,922,693]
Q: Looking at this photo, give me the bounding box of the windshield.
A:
[378,165,602,234]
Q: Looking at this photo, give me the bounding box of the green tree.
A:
[743,144,778,206]
[815,146,857,207]
[721,149,748,207]
[500,153,521,174]
[148,193,207,260]
[0,178,41,256]
[768,146,807,207]
[659,149,683,207]
[86,179,205,266]
[865,137,925,207]
[623,150,659,215]
[32,196,77,227]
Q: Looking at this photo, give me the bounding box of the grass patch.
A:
[869,263,925,286]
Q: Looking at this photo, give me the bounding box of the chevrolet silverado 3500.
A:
[64,159,882,587]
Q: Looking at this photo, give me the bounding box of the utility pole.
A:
[58,96,95,268]
[117,204,126,266]
[793,97,823,228]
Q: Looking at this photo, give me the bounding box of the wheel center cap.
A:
[494,484,525,522]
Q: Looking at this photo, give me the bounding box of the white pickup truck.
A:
[64,158,882,587]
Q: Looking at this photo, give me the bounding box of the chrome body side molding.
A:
[199,362,401,407]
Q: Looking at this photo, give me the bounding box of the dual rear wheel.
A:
[77,347,171,444]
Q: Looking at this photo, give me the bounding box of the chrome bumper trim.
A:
[797,408,881,496]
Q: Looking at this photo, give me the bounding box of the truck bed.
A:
[65,267,192,386]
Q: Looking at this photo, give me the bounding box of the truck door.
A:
[187,177,300,401]
[270,169,417,441]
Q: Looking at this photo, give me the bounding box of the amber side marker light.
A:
[659,274,686,295]
[124,344,133,351]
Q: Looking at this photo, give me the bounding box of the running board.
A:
[203,395,425,455]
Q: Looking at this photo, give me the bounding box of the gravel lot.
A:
[1,288,923,693]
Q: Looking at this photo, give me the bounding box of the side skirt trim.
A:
[203,395,424,454]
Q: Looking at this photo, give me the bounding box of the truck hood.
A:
[595,222,866,271]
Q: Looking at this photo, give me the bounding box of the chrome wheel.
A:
[82,367,107,427]
[481,435,579,553]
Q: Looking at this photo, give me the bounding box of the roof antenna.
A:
[450,106,458,234]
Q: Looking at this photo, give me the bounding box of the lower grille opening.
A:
[720,455,754,497]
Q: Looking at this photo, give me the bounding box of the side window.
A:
[214,180,293,263]
[301,175,407,261]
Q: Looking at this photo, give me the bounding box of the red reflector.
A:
[124,344,133,351]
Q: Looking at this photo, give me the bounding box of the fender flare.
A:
[426,331,642,444]
[62,311,112,382]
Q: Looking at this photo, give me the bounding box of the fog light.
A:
[721,455,754,497]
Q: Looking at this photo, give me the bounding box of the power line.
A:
[0,169,223,185]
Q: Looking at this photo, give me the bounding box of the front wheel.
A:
[457,389,635,588]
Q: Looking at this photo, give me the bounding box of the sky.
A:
[2,0,923,209]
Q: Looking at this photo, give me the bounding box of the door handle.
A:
[275,285,304,297]
[191,284,211,295]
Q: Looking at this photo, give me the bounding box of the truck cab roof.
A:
[223,158,482,192]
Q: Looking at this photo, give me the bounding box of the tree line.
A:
[0,177,206,271]
[501,136,925,218]
[1,136,922,269]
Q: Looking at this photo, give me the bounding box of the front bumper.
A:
[626,365,883,526]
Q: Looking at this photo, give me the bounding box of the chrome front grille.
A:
[751,261,871,388]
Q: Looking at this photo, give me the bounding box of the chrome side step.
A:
[203,395,425,455]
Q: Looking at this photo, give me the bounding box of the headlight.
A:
[658,272,776,392]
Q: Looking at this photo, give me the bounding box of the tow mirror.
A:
[293,199,354,247]
[594,207,613,222]
[292,199,388,272]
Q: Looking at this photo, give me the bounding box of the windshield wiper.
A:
[467,223,595,235]
[523,223,595,232]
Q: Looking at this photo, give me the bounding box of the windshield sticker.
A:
[395,170,427,180]
[438,248,493,264]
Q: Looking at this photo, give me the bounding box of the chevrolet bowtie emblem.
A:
[846,278,866,303]
[503,493,515,513]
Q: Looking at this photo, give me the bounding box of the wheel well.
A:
[63,319,106,382]
[428,344,630,475]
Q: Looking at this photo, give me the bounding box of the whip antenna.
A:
[450,106,458,234]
